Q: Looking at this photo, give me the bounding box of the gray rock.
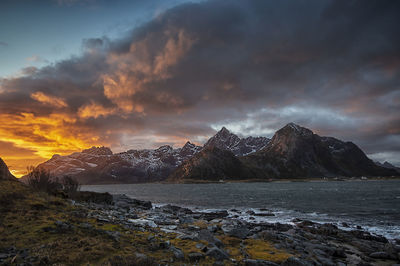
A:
[170,246,184,260]
[208,225,219,233]
[0,253,9,260]
[79,222,93,229]
[281,257,312,266]
[177,233,199,241]
[197,210,229,221]
[179,216,194,224]
[197,229,223,247]
[105,230,120,242]
[333,248,346,258]
[196,243,206,250]
[243,259,279,265]
[369,251,391,259]
[159,240,170,249]
[54,220,74,232]
[188,225,201,231]
[222,225,250,239]
[315,255,335,266]
[113,194,152,209]
[135,252,148,261]
[206,247,229,261]
[253,212,275,217]
[188,252,204,262]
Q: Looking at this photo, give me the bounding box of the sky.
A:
[0,0,399,176]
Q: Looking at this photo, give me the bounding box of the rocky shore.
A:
[1,180,399,265]
[72,194,400,265]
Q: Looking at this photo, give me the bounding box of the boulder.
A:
[205,247,229,261]
[281,257,312,266]
[170,246,184,260]
[369,251,391,259]
[222,225,250,239]
[243,259,279,266]
[188,252,204,262]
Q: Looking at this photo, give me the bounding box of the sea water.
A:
[82,180,400,239]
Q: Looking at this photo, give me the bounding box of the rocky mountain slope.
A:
[31,128,268,184]
[170,123,398,181]
[27,124,398,184]
[245,123,398,178]
[34,142,202,184]
[376,161,400,173]
[0,157,15,180]
[204,127,270,156]
[168,146,254,182]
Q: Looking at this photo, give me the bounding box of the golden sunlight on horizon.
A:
[0,112,105,177]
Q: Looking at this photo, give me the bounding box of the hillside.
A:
[30,129,268,184]
[169,123,398,181]
[168,146,254,182]
[0,157,16,180]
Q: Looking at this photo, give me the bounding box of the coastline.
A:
[1,178,400,265]
[168,176,400,184]
[73,194,400,265]
[61,176,400,185]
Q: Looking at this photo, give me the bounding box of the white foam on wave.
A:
[147,201,399,240]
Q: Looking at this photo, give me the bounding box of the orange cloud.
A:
[102,29,196,113]
[31,91,68,108]
[78,101,117,119]
[0,112,104,176]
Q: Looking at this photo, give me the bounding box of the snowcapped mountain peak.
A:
[180,141,202,156]
[182,141,194,148]
[204,127,269,156]
[204,127,240,150]
[34,126,269,184]
[155,145,173,153]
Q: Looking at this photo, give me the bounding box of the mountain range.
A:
[28,127,268,184]
[22,123,399,184]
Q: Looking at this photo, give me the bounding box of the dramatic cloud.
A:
[31,91,68,108]
[1,0,399,175]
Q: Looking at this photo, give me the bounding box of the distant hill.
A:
[25,123,398,184]
[28,128,269,184]
[169,123,398,182]
[0,157,16,180]
[375,161,400,174]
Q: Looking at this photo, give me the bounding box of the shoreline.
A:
[73,176,400,185]
[80,193,400,265]
[2,177,400,265]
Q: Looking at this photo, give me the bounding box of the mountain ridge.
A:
[169,123,398,182]
[23,123,399,184]
[29,127,268,184]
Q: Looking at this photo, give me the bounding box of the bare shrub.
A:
[27,166,61,194]
[61,175,80,197]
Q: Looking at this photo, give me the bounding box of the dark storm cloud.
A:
[1,0,399,164]
[0,41,8,47]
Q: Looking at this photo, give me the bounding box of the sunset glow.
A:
[0,0,399,177]
[0,112,103,176]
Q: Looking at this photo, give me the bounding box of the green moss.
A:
[192,220,208,229]
[0,179,293,265]
[244,239,292,262]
